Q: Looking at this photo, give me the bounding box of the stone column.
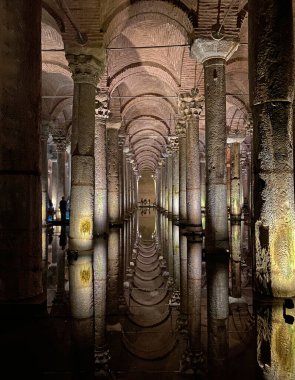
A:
[228,136,244,298]
[180,89,204,364]
[176,123,188,327]
[93,91,110,369]
[249,0,295,297]
[51,123,67,220]
[172,143,180,291]
[51,157,58,215]
[256,299,295,379]
[0,0,43,302]
[66,53,104,318]
[191,39,239,255]
[206,251,229,379]
[40,122,49,294]
[107,121,121,315]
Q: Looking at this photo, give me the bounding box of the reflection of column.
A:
[0,0,43,302]
[107,122,121,315]
[256,299,295,379]
[228,137,244,298]
[54,225,66,304]
[206,251,229,379]
[191,39,238,254]
[249,0,295,297]
[66,53,103,318]
[94,92,110,369]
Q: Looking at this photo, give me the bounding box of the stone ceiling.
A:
[42,0,250,173]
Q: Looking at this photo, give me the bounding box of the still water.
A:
[2,208,294,379]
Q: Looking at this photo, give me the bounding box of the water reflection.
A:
[5,210,294,378]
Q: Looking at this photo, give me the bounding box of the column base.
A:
[180,348,205,376]
[94,346,111,378]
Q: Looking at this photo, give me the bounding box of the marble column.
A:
[172,145,180,291]
[66,53,104,318]
[176,123,188,327]
[41,122,49,293]
[249,0,295,297]
[0,0,43,302]
[206,251,229,379]
[191,39,238,255]
[228,136,244,298]
[107,121,121,315]
[179,89,204,362]
[93,92,110,368]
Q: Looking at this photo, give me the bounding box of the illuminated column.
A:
[191,39,238,255]
[51,123,67,220]
[54,225,66,304]
[256,299,295,379]
[40,122,49,293]
[118,133,125,219]
[172,143,180,291]
[227,136,244,298]
[200,154,206,221]
[179,89,204,364]
[107,121,121,315]
[176,123,188,326]
[206,251,229,379]
[249,0,295,297]
[0,0,43,302]
[93,92,110,369]
[51,157,58,215]
[66,53,104,318]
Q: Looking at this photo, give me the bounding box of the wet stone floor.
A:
[0,209,294,379]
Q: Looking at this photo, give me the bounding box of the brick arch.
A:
[104,1,193,48]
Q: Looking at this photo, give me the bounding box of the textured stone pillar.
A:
[0,0,43,302]
[228,137,244,298]
[93,92,109,365]
[249,0,295,297]
[256,299,295,379]
[206,251,229,379]
[66,54,103,318]
[191,39,238,254]
[107,122,121,315]
[200,155,206,228]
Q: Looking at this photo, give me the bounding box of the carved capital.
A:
[95,89,110,120]
[40,121,50,142]
[191,38,239,63]
[178,88,204,122]
[66,54,104,86]
[50,122,67,152]
[176,123,187,138]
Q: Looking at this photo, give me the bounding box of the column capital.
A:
[50,122,67,152]
[178,88,204,122]
[176,123,187,138]
[66,54,104,86]
[227,132,245,144]
[191,38,239,64]
[95,89,110,120]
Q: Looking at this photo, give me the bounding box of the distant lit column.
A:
[176,122,188,327]
[66,53,104,318]
[107,121,121,315]
[228,136,244,298]
[249,0,295,297]
[172,143,180,291]
[93,92,110,368]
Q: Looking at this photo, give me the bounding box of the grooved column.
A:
[191,39,238,254]
[249,0,295,297]
[67,54,103,318]
[0,0,43,301]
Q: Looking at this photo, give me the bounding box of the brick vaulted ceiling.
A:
[42,0,249,172]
